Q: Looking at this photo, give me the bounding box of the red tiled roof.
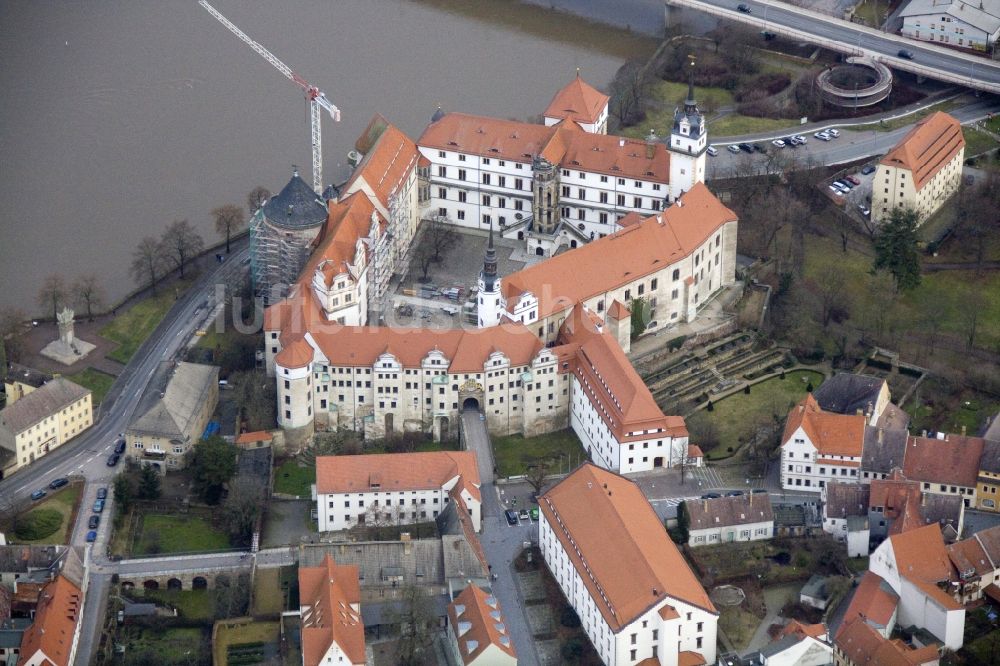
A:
[235,430,273,444]
[543,73,609,125]
[837,572,898,638]
[539,464,715,633]
[299,555,364,666]
[343,115,419,209]
[18,575,82,666]
[836,617,939,666]
[448,585,517,664]
[901,433,984,488]
[316,451,481,503]
[889,524,962,610]
[880,111,964,190]
[782,394,866,457]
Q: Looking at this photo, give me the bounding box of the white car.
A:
[707,146,718,156]
[771,139,785,148]
[727,144,741,154]
[794,135,807,144]
[814,131,831,141]
[829,185,844,195]
[828,129,840,138]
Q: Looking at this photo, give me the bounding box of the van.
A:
[706,146,718,157]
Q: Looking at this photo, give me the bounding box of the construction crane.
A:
[199,0,341,195]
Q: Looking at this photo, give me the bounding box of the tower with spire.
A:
[668,55,708,201]
[476,224,504,327]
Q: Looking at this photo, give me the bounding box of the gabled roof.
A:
[888,524,962,610]
[879,111,965,190]
[862,427,909,474]
[901,433,984,488]
[539,464,715,632]
[316,451,480,502]
[948,525,1000,579]
[343,115,419,210]
[900,0,1000,34]
[502,183,737,319]
[18,575,82,666]
[447,585,517,664]
[979,437,1000,474]
[825,482,870,519]
[837,572,899,638]
[299,554,364,666]
[812,373,885,417]
[0,377,90,436]
[686,494,773,530]
[543,73,609,125]
[262,171,329,230]
[128,363,218,440]
[836,617,939,666]
[782,394,866,457]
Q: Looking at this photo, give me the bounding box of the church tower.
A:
[531,156,561,235]
[477,224,503,327]
[668,55,707,201]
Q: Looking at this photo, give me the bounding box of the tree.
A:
[137,465,161,500]
[720,26,762,76]
[222,476,266,545]
[426,217,459,263]
[806,260,849,327]
[161,219,204,279]
[212,204,245,254]
[72,274,104,321]
[130,236,167,293]
[113,474,132,515]
[630,296,649,340]
[387,583,437,665]
[214,572,251,619]
[609,57,652,128]
[231,370,277,432]
[0,308,27,364]
[191,435,238,504]
[37,274,67,322]
[525,460,550,496]
[959,289,987,352]
[873,207,921,291]
[676,501,691,544]
[247,186,271,213]
[685,411,720,454]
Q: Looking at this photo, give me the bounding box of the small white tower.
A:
[668,55,708,201]
[477,224,503,327]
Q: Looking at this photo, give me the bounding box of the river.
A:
[0,0,660,316]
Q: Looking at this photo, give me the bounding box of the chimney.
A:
[856,408,863,416]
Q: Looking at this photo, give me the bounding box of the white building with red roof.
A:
[543,71,610,134]
[298,554,366,666]
[539,464,717,666]
[780,394,867,492]
[446,585,518,666]
[315,451,482,532]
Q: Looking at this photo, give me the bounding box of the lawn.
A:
[100,279,192,364]
[851,0,887,27]
[273,459,314,498]
[708,114,795,138]
[11,484,81,545]
[964,126,1000,157]
[134,513,231,555]
[252,568,283,616]
[123,626,211,665]
[66,368,115,406]
[900,270,1000,351]
[492,429,588,478]
[699,370,825,459]
[133,588,215,621]
[214,620,280,666]
[718,605,762,652]
[621,80,735,140]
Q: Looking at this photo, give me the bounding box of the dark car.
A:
[107,453,120,467]
[761,31,776,40]
[93,499,105,513]
[86,530,98,543]
[88,515,100,529]
[861,165,877,175]
[115,439,126,455]
[898,49,914,59]
[701,492,722,500]
[752,143,766,153]
[96,487,108,500]
[49,477,69,490]
[504,510,519,526]
[737,3,752,12]
[726,490,745,497]
[751,488,768,495]
[30,489,47,501]
[738,143,754,153]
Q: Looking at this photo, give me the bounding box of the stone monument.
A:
[41,307,96,365]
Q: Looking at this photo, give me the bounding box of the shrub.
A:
[806,381,814,393]
[14,509,62,541]
[744,384,751,394]
[706,401,714,412]
[667,335,687,351]
[560,606,581,628]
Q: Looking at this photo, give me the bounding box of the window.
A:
[616,194,625,206]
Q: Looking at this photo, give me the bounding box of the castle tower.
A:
[531,156,561,235]
[477,223,503,327]
[668,55,708,201]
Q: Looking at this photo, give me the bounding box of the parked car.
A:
[518,509,530,521]
[737,3,752,12]
[107,453,120,467]
[726,490,745,497]
[739,143,754,153]
[898,49,914,59]
[706,146,718,156]
[861,165,877,175]
[793,135,807,144]
[727,144,741,154]
[761,31,776,40]
[832,183,850,194]
[829,185,844,195]
[93,499,105,513]
[88,515,100,529]
[771,139,785,148]
[30,489,47,501]
[504,510,519,526]
[751,488,768,495]
[530,507,539,521]
[701,492,722,499]
[828,129,840,138]
[846,175,861,185]
[814,131,831,141]
[115,439,127,455]
[752,143,766,153]
[49,477,69,490]
[86,531,97,543]
[96,487,108,500]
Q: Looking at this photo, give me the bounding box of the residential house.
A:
[0,546,65,589]
[822,482,871,557]
[946,524,1000,605]
[446,584,517,666]
[685,494,774,547]
[2,365,52,406]
[125,362,219,473]
[752,620,831,666]
[869,470,964,544]
[780,394,866,492]
[538,463,718,666]
[900,0,1000,51]
[839,571,900,638]
[860,426,909,482]
[314,451,482,533]
[901,432,983,507]
[871,112,965,224]
[834,617,940,666]
[17,575,82,666]
[812,373,891,426]
[975,438,1000,512]
[298,554,365,666]
[0,377,92,478]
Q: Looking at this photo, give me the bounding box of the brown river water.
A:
[0,0,660,315]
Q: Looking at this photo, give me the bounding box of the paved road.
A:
[667,0,1000,92]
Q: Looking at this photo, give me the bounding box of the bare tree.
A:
[37,274,67,322]
[526,460,550,496]
[609,57,652,129]
[130,236,167,293]
[212,204,245,254]
[0,307,28,364]
[387,583,438,665]
[807,260,849,327]
[72,274,104,321]
[960,289,987,352]
[161,219,204,279]
[247,185,271,213]
[223,475,267,545]
[414,218,458,281]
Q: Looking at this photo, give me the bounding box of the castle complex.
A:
[263,74,738,475]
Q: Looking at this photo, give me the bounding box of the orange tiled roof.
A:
[448,585,517,664]
[901,433,984,489]
[539,464,715,632]
[235,430,273,444]
[837,571,898,638]
[880,111,964,190]
[889,524,962,610]
[18,575,82,666]
[678,651,708,666]
[688,444,705,459]
[344,115,418,209]
[781,619,826,640]
[543,73,609,125]
[782,394,866,457]
[299,554,364,666]
[836,617,939,666]
[502,183,736,319]
[274,337,313,369]
[607,299,630,321]
[316,451,480,502]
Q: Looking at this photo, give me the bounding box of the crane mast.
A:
[199,0,341,194]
